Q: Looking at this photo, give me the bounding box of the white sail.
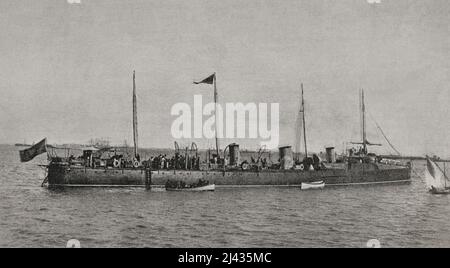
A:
[424,165,436,190]
[425,158,447,190]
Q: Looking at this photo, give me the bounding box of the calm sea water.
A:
[0,145,449,248]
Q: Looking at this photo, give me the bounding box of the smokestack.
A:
[228,143,240,166]
[279,146,294,170]
[325,147,336,163]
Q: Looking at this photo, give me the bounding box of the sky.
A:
[0,0,448,157]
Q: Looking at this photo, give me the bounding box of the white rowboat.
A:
[430,187,450,195]
[301,181,325,190]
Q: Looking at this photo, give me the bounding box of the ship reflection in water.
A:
[0,145,449,248]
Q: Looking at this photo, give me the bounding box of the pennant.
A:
[194,73,215,85]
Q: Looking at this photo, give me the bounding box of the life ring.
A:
[133,160,140,168]
[113,159,120,168]
[299,164,304,171]
[241,162,249,170]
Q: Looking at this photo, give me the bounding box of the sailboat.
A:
[424,157,450,195]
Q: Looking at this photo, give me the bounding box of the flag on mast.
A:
[194,73,215,85]
[194,72,219,158]
[19,138,47,162]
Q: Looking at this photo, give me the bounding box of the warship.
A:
[25,71,411,188]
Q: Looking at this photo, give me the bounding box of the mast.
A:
[359,89,363,145]
[301,83,308,158]
[361,89,367,155]
[213,73,220,159]
[132,70,138,158]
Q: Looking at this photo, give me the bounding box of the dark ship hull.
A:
[47,163,411,188]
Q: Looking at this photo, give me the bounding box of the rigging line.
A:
[409,161,422,180]
[367,111,402,156]
[294,115,302,155]
[293,90,302,155]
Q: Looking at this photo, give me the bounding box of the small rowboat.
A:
[166,184,215,192]
[301,181,325,190]
[165,179,215,192]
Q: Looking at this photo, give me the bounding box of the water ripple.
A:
[0,145,449,247]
